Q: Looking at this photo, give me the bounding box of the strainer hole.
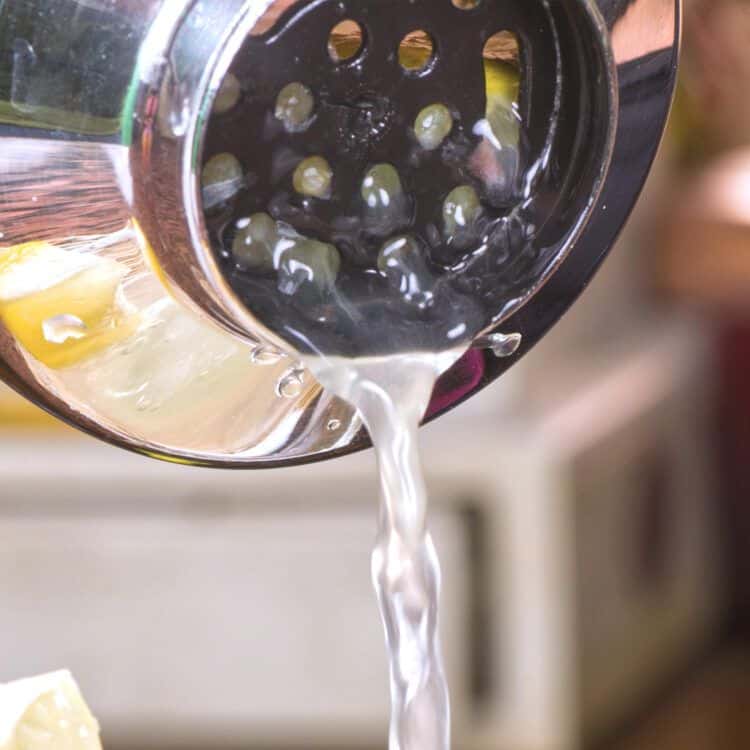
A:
[398,30,435,73]
[452,0,481,9]
[328,20,365,63]
[483,31,521,70]
[478,31,522,202]
[483,31,521,108]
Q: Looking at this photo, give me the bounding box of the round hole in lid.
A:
[483,30,520,69]
[398,30,436,73]
[328,20,365,62]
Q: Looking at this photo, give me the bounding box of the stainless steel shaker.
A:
[0,0,680,467]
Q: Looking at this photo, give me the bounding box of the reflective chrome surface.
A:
[0,0,680,467]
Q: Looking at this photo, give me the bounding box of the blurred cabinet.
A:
[0,483,473,747]
[569,321,724,744]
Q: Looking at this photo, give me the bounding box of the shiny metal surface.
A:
[0,0,680,467]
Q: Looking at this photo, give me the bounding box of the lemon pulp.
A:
[0,671,102,750]
[0,242,137,369]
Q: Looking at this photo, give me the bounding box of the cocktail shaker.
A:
[0,0,680,467]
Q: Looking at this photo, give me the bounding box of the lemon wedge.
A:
[0,671,102,750]
[0,242,137,369]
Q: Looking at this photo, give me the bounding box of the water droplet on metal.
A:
[42,314,88,344]
[276,367,306,398]
[250,344,284,365]
[136,396,151,412]
[476,332,522,358]
[327,418,342,432]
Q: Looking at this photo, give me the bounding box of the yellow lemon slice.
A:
[0,670,102,750]
[0,242,137,369]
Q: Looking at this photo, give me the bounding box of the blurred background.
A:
[3,0,750,749]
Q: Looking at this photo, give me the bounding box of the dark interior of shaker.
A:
[200,0,612,358]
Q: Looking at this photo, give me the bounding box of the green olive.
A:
[275,82,315,132]
[361,164,403,211]
[443,185,481,237]
[277,238,341,296]
[201,153,243,208]
[293,156,333,199]
[213,73,241,114]
[414,103,453,151]
[232,213,277,272]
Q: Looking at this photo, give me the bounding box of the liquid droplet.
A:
[476,332,522,358]
[443,185,481,239]
[378,235,435,310]
[233,214,277,272]
[326,418,342,432]
[250,344,284,365]
[414,103,453,151]
[276,367,306,398]
[135,395,154,412]
[42,315,88,344]
[293,156,332,199]
[277,238,341,298]
[275,82,315,132]
[362,163,402,210]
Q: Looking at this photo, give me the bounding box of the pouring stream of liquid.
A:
[308,350,463,750]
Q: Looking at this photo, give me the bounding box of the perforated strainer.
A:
[0,0,680,466]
